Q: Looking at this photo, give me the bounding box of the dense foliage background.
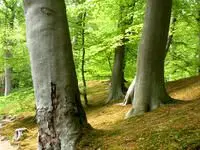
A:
[0,0,199,94]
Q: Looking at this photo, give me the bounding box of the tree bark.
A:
[4,51,12,96]
[106,1,136,103]
[123,76,136,105]
[81,11,88,106]
[123,16,176,105]
[24,0,90,149]
[3,0,17,96]
[126,0,172,118]
[4,64,12,96]
[106,43,125,103]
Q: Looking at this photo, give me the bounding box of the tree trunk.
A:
[123,17,176,106]
[24,0,90,149]
[3,0,17,96]
[123,76,136,105]
[106,44,125,103]
[106,52,112,73]
[165,17,176,55]
[126,0,172,118]
[106,0,136,103]
[81,11,88,106]
[4,64,12,96]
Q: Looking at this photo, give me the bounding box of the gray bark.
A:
[123,76,136,105]
[126,0,172,118]
[106,1,137,103]
[106,44,125,103]
[3,0,17,96]
[24,0,90,149]
[123,17,176,105]
[4,63,12,96]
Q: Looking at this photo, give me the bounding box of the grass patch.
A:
[0,88,35,115]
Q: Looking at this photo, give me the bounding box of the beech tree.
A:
[24,0,90,149]
[126,0,173,117]
[81,11,88,106]
[107,9,126,103]
[3,0,17,96]
[123,16,177,106]
[107,0,136,103]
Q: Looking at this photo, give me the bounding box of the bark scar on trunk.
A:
[51,82,58,110]
[50,82,59,139]
[37,82,61,149]
[41,7,56,16]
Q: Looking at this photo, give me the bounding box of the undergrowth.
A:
[0,88,35,115]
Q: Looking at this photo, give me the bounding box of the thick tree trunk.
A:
[123,17,176,106]
[24,0,90,149]
[107,1,136,103]
[126,0,172,118]
[106,44,125,103]
[107,0,137,104]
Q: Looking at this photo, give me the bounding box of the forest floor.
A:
[0,75,200,150]
[0,139,18,150]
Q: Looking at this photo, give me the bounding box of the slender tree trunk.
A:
[3,0,17,96]
[72,0,88,106]
[81,12,88,106]
[126,0,173,118]
[106,53,112,73]
[4,64,12,96]
[4,47,12,96]
[24,0,90,149]
[165,17,176,54]
[123,76,136,105]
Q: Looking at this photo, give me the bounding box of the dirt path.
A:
[0,117,18,150]
[0,137,18,150]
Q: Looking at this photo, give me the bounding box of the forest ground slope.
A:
[1,75,200,150]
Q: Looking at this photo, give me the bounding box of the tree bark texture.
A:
[107,0,136,103]
[107,44,125,103]
[123,17,176,105]
[126,0,172,118]
[123,76,136,105]
[4,64,12,96]
[24,0,90,149]
[3,0,17,96]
